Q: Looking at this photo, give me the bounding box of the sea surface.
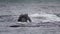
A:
[0,0,60,34]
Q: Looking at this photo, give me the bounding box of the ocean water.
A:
[0,0,60,34]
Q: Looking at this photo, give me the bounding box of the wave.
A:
[29,13,60,22]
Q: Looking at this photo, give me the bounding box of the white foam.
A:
[29,13,60,22]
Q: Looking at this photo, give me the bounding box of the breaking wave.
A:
[29,13,60,22]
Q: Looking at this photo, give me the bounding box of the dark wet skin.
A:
[18,14,32,22]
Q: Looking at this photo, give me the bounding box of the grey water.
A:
[0,0,60,34]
